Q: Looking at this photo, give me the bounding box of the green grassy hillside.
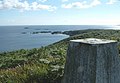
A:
[0,29,120,83]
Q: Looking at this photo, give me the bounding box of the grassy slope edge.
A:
[0,29,120,83]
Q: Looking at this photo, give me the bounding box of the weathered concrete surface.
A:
[63,38,120,83]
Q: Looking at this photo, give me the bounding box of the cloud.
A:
[62,0,101,9]
[106,0,117,4]
[0,0,56,11]
[62,0,68,2]
[39,0,48,3]
[31,2,57,11]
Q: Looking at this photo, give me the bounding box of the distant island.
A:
[21,32,27,34]
[1,29,120,83]
[32,31,51,34]
[32,31,63,35]
[21,31,64,35]
[24,27,29,29]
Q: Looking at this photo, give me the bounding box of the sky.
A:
[0,0,120,25]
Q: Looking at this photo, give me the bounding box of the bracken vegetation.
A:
[0,29,120,83]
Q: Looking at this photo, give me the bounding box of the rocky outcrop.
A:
[63,38,120,83]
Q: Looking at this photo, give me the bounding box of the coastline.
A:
[0,24,119,53]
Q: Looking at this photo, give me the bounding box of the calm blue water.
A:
[0,25,112,52]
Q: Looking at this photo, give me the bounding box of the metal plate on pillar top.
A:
[70,38,117,45]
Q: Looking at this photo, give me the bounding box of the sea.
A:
[0,25,119,52]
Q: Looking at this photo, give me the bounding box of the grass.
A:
[0,29,120,83]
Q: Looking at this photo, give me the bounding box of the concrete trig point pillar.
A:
[63,38,120,83]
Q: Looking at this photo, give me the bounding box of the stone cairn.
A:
[63,38,120,83]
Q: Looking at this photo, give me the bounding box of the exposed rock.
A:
[21,32,27,34]
[24,27,29,29]
[32,31,51,34]
[51,31,62,34]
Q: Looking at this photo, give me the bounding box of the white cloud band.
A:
[0,0,56,11]
[0,0,119,11]
[107,0,117,4]
[62,0,101,9]
[39,0,48,3]
[62,0,69,2]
